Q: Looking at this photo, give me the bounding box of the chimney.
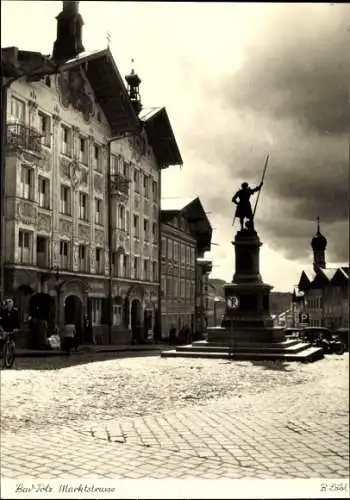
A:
[52,1,85,62]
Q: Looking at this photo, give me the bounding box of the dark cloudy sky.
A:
[2,2,349,291]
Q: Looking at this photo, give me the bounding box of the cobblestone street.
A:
[1,353,349,485]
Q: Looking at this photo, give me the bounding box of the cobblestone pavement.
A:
[0,354,349,480]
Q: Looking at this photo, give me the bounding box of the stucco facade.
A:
[3,52,181,345]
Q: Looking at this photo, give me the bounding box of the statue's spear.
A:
[253,154,270,217]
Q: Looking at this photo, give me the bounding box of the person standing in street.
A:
[0,298,20,334]
[61,323,76,356]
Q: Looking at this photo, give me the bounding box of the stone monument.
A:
[162,176,324,362]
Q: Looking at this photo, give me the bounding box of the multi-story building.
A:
[2,1,182,345]
[295,219,349,329]
[160,197,212,338]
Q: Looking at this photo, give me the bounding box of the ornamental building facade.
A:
[2,1,182,345]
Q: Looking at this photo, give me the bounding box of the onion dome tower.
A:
[311,216,327,271]
[125,59,142,115]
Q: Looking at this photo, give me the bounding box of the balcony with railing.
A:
[6,122,42,155]
[110,173,130,197]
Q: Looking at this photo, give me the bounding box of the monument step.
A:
[160,346,324,363]
[176,341,310,354]
[191,339,302,349]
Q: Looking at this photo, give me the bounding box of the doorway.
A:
[131,299,142,342]
[64,295,83,341]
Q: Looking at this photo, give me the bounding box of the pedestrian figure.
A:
[232,181,263,231]
[61,323,76,356]
[0,298,20,334]
[169,325,177,345]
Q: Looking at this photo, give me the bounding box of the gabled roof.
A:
[340,267,349,278]
[161,196,212,253]
[140,107,183,169]
[298,264,349,291]
[161,196,197,212]
[331,268,349,286]
[320,268,338,281]
[63,48,140,136]
[3,46,140,137]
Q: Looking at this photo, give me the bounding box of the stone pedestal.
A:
[162,227,324,363]
[207,227,284,343]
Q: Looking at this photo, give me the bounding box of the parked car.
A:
[333,328,349,351]
[300,327,333,343]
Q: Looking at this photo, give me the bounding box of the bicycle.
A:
[0,330,16,369]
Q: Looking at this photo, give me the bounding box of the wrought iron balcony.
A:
[6,122,42,155]
[110,173,130,197]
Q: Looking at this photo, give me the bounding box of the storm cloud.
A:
[181,3,350,265]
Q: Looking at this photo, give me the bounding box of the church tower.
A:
[52,1,85,62]
[311,216,327,272]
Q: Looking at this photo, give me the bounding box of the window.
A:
[60,185,71,215]
[152,222,157,243]
[152,261,157,281]
[119,205,125,231]
[20,166,34,200]
[152,180,157,202]
[181,244,186,263]
[161,276,166,296]
[18,230,32,264]
[186,247,190,267]
[93,144,101,171]
[190,247,195,267]
[79,192,88,220]
[190,282,195,300]
[133,214,139,238]
[143,175,149,197]
[134,169,140,192]
[180,279,185,298]
[38,176,50,209]
[59,240,70,269]
[144,219,149,241]
[186,280,191,299]
[174,278,179,297]
[61,125,72,156]
[125,210,130,234]
[36,236,48,267]
[38,111,51,147]
[79,244,88,272]
[161,237,166,258]
[110,155,118,175]
[95,198,102,225]
[10,96,25,122]
[92,299,102,325]
[133,256,140,279]
[174,241,179,262]
[79,136,88,164]
[123,254,129,278]
[168,239,173,260]
[167,277,172,296]
[123,161,129,178]
[111,252,118,276]
[95,247,104,273]
[143,259,149,281]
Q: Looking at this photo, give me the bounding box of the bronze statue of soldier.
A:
[232,181,263,231]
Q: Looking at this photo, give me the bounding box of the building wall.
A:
[4,72,160,344]
[160,220,196,338]
[303,285,349,329]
